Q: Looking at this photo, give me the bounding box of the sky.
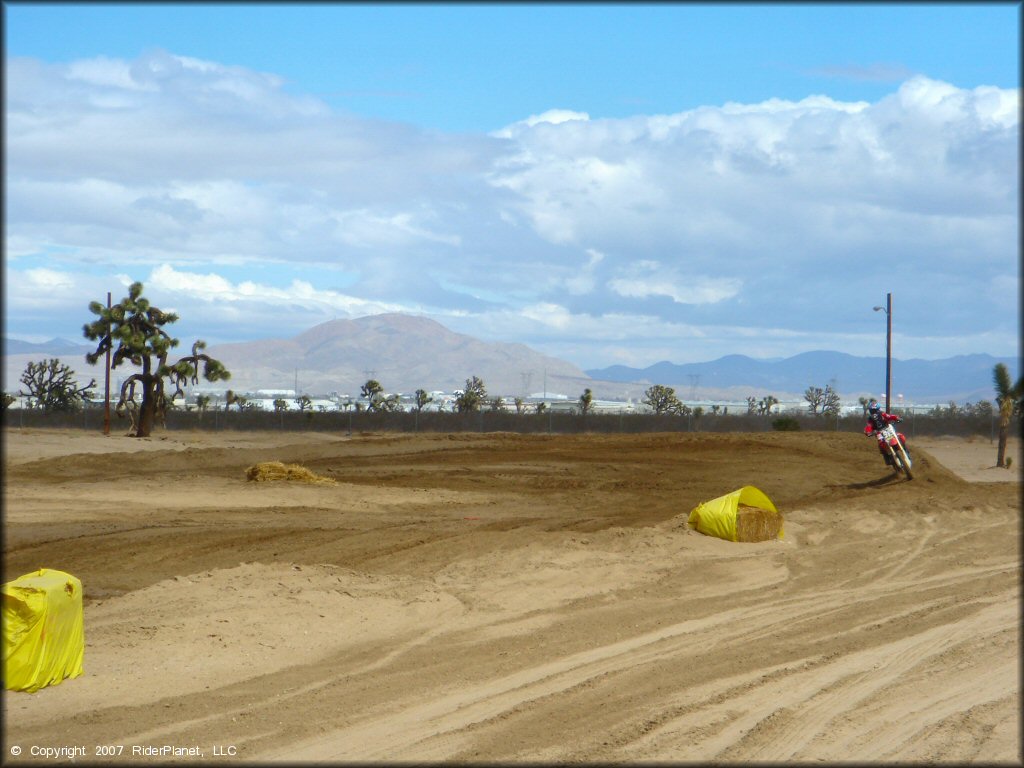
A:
[3,2,1020,372]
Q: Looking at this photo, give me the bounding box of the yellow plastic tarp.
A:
[687,485,782,542]
[3,569,84,693]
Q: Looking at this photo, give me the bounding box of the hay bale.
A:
[735,504,783,542]
[245,461,336,485]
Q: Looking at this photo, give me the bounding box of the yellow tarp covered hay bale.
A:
[688,486,784,543]
[3,569,85,693]
[245,461,336,485]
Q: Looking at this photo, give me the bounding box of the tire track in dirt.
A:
[815,646,1018,761]
[240,498,1018,760]
[597,596,1017,762]
[249,553,1016,762]
[699,594,1019,762]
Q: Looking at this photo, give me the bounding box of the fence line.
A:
[3,407,1016,440]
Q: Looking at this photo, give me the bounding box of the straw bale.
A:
[245,461,336,485]
[735,504,783,542]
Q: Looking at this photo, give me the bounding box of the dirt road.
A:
[2,428,1019,763]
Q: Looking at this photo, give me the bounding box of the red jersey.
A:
[864,411,899,437]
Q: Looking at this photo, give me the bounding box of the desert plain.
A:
[2,426,1020,764]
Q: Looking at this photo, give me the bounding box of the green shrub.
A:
[772,416,801,432]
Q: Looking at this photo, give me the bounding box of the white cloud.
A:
[332,209,462,249]
[21,267,75,294]
[3,267,120,325]
[490,109,590,139]
[518,302,575,330]
[607,261,741,305]
[147,264,408,318]
[68,55,152,91]
[564,248,605,295]
[488,76,1018,259]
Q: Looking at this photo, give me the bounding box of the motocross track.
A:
[2,427,1020,764]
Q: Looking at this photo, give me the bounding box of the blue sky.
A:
[3,2,1020,374]
[6,4,1019,132]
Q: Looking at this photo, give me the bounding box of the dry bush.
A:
[245,461,336,485]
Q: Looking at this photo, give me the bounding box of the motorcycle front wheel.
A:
[898,448,914,481]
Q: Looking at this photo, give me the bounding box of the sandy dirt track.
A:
[2,427,1020,764]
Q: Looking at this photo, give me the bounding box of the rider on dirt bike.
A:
[864,400,903,466]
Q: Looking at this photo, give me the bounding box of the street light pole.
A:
[103,291,111,435]
[885,293,892,413]
[873,293,892,413]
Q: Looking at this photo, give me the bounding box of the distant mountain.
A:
[204,313,591,397]
[586,351,1020,403]
[3,337,93,356]
[2,323,1017,403]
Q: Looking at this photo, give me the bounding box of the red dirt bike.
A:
[878,422,913,480]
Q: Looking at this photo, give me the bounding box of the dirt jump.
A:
[2,428,1020,763]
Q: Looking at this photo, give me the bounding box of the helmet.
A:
[868,400,880,414]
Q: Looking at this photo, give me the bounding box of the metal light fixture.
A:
[873,294,892,412]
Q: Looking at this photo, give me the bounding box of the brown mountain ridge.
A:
[205,313,592,397]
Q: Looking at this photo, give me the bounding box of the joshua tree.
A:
[19,358,96,411]
[295,394,313,412]
[822,385,841,417]
[379,393,402,412]
[360,379,384,412]
[804,386,824,415]
[225,390,247,411]
[83,282,229,437]
[414,389,433,412]
[273,398,289,413]
[455,376,487,412]
[993,363,1023,468]
[578,388,593,415]
[514,397,525,415]
[643,384,683,415]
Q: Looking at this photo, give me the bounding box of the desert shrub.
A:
[771,417,801,432]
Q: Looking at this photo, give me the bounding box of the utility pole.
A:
[884,293,892,413]
[103,291,111,435]
[873,293,892,413]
